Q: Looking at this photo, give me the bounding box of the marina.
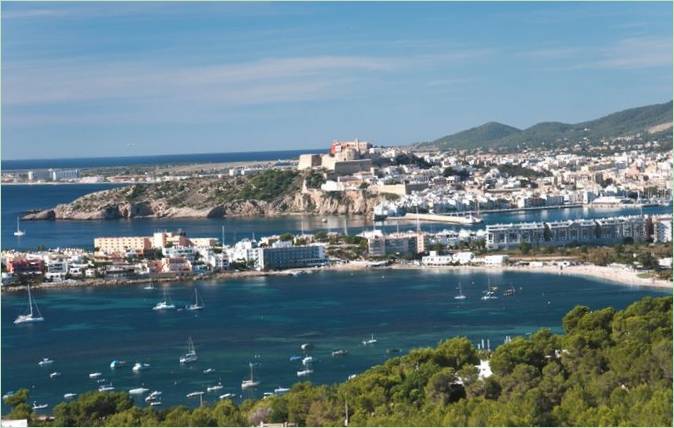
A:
[2,269,667,411]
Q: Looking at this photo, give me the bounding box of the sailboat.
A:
[14,284,44,324]
[454,282,467,300]
[241,362,260,389]
[185,288,205,311]
[362,334,377,346]
[14,217,25,237]
[481,279,498,301]
[153,291,176,311]
[179,337,198,364]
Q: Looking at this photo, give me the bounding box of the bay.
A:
[2,269,668,411]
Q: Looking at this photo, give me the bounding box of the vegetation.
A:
[5,296,670,427]
[304,170,327,190]
[496,164,547,178]
[416,101,673,151]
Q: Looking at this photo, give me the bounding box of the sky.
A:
[2,1,672,160]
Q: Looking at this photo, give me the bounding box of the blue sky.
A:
[2,1,672,160]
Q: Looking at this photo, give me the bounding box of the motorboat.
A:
[219,393,236,399]
[98,385,115,392]
[481,290,498,301]
[185,288,205,311]
[32,402,48,410]
[203,368,215,374]
[331,349,348,357]
[263,392,274,398]
[129,387,149,395]
[15,284,44,324]
[14,217,25,237]
[241,362,260,390]
[38,358,54,366]
[297,368,313,377]
[145,391,162,402]
[132,362,150,372]
[186,391,204,398]
[207,384,223,392]
[289,355,302,362]
[49,372,61,379]
[179,337,198,364]
[302,356,313,366]
[347,374,357,380]
[149,401,162,407]
[152,292,175,311]
[89,372,102,379]
[503,286,516,297]
[2,392,15,400]
[300,343,312,351]
[63,393,77,400]
[362,334,377,346]
[274,387,290,394]
[110,360,127,369]
[96,378,107,384]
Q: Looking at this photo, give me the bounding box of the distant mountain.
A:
[415,101,673,151]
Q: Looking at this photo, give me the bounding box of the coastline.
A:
[3,261,671,292]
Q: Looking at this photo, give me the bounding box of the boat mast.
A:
[27,284,34,316]
[249,362,254,381]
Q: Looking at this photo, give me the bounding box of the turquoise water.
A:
[3,184,671,250]
[2,269,668,411]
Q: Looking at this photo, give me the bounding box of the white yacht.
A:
[301,356,313,366]
[132,362,150,372]
[89,372,102,379]
[362,334,377,345]
[274,387,290,394]
[145,391,162,402]
[185,288,205,311]
[15,284,44,324]
[454,282,467,300]
[63,393,77,400]
[129,387,149,395]
[219,393,236,399]
[241,362,260,390]
[179,337,198,364]
[331,349,348,357]
[186,391,204,398]
[38,358,53,366]
[14,217,25,237]
[300,343,312,351]
[110,360,127,369]
[49,372,61,379]
[152,292,175,311]
[202,368,215,374]
[149,401,162,407]
[297,368,313,377]
[98,385,115,392]
[32,402,48,410]
[207,383,223,392]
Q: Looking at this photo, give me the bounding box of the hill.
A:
[415,101,673,151]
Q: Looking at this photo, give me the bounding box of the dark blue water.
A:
[2,184,671,251]
[2,269,667,411]
[2,150,318,171]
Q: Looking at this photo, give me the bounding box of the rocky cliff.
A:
[23,171,386,220]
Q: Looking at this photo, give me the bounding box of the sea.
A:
[2,270,669,411]
[2,184,672,251]
[1,149,316,171]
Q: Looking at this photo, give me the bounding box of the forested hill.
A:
[415,100,673,151]
[3,296,671,427]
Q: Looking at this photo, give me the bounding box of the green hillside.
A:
[416,101,673,151]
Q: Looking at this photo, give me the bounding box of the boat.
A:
[145,391,162,402]
[96,378,107,384]
[152,292,176,311]
[49,372,61,379]
[15,284,45,324]
[300,343,312,351]
[297,368,313,377]
[149,401,162,407]
[347,374,357,380]
[503,286,516,297]
[2,392,15,400]
[274,387,290,394]
[219,393,236,399]
[110,360,127,369]
[202,368,215,374]
[301,356,313,366]
[386,348,401,354]
[14,217,25,237]
[331,349,348,357]
[132,362,150,372]
[32,402,48,410]
[481,280,498,301]
[362,334,377,346]
[241,362,260,390]
[98,385,115,392]
[186,391,204,398]
[38,358,53,366]
[129,387,149,395]
[89,372,102,379]
[185,288,205,311]
[63,393,77,400]
[454,282,467,300]
[289,355,302,362]
[179,337,198,364]
[207,384,223,392]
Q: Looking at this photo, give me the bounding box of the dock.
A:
[388,213,483,225]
